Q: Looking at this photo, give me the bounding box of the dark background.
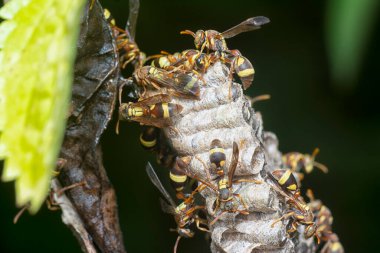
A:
[1,0,379,252]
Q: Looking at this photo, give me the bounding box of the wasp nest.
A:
[146,62,315,253]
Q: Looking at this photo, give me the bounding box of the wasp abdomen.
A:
[170,159,188,194]
[140,126,159,151]
[234,56,255,90]
[209,139,226,174]
[149,102,183,119]
[271,169,299,192]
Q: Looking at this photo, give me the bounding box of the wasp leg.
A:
[233,193,250,210]
[209,210,228,226]
[13,203,30,224]
[233,178,262,184]
[122,56,136,69]
[195,216,210,232]
[210,199,219,216]
[194,155,213,183]
[56,181,86,197]
[173,235,182,253]
[46,190,61,211]
[271,211,295,228]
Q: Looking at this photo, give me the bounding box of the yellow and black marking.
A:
[119,94,183,129]
[271,169,299,192]
[209,139,226,175]
[103,8,116,26]
[152,56,172,69]
[123,103,145,118]
[140,126,159,151]
[218,178,228,190]
[170,159,188,198]
[234,55,255,90]
[149,102,181,119]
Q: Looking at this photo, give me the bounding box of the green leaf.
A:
[326,0,379,91]
[0,0,86,213]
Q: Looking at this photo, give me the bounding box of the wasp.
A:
[306,190,344,253]
[103,9,146,70]
[146,162,208,253]
[119,94,183,128]
[268,171,319,242]
[320,233,344,253]
[282,148,328,175]
[182,141,261,225]
[181,17,269,90]
[150,50,212,76]
[133,66,201,99]
[181,16,270,53]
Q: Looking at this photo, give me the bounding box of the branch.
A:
[55,1,126,252]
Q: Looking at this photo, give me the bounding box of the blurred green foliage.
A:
[0,0,85,213]
[326,0,379,92]
[0,0,379,252]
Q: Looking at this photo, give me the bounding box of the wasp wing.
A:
[222,16,270,39]
[228,142,239,188]
[125,0,140,41]
[146,162,177,208]
[159,198,177,215]
[134,94,172,107]
[131,116,173,128]
[177,157,219,192]
[150,70,200,99]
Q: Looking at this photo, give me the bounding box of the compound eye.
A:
[195,56,204,68]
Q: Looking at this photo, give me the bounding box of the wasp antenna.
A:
[313,161,328,173]
[311,148,320,158]
[316,233,321,245]
[306,189,315,201]
[249,94,271,104]
[180,30,196,37]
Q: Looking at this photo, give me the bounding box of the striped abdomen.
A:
[209,139,226,175]
[234,56,255,90]
[149,102,183,118]
[170,159,188,195]
[271,169,299,192]
[140,126,159,151]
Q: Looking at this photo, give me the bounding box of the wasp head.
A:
[304,223,317,239]
[194,30,206,49]
[177,227,195,238]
